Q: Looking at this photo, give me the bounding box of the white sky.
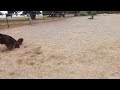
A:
[0,11,42,14]
[0,11,7,14]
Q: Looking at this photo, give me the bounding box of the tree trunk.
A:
[30,11,36,20]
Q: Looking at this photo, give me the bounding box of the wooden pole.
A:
[43,14,45,22]
[27,13,32,24]
[53,12,54,21]
[6,17,9,28]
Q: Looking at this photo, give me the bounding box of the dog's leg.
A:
[7,45,13,51]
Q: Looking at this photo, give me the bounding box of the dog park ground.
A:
[0,14,120,79]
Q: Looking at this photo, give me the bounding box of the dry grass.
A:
[0,14,120,79]
[0,16,46,29]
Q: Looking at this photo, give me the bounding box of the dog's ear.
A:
[17,38,23,45]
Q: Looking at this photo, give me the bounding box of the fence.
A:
[0,13,75,29]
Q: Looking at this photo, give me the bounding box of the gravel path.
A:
[0,14,120,79]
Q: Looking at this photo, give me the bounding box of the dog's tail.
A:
[17,38,23,45]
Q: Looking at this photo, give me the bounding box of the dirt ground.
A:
[0,14,120,79]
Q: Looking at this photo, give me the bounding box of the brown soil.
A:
[0,14,120,79]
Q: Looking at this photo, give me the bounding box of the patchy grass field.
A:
[0,16,49,29]
[0,14,120,79]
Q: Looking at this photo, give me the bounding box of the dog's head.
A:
[14,38,23,48]
[17,38,23,45]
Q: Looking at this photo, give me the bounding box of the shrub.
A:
[74,11,97,16]
[88,11,97,15]
[78,11,89,16]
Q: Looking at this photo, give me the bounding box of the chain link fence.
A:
[0,13,75,29]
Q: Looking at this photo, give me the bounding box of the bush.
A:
[74,11,97,16]
[97,11,120,14]
[88,11,97,15]
[78,11,89,16]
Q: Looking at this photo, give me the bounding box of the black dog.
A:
[0,33,23,50]
[88,15,94,19]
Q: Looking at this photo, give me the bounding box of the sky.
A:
[0,11,43,18]
[0,11,7,14]
[0,11,42,14]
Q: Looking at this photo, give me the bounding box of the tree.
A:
[42,11,66,17]
[22,11,38,20]
[29,11,36,19]
[6,11,21,18]
[7,11,37,20]
[0,12,3,15]
[96,11,120,14]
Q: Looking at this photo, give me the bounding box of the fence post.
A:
[27,13,32,24]
[68,12,70,18]
[59,13,61,20]
[43,14,45,22]
[6,16,9,28]
[53,12,54,21]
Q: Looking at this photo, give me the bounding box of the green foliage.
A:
[79,11,89,16]
[88,11,97,15]
[74,11,97,16]
[97,11,120,14]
